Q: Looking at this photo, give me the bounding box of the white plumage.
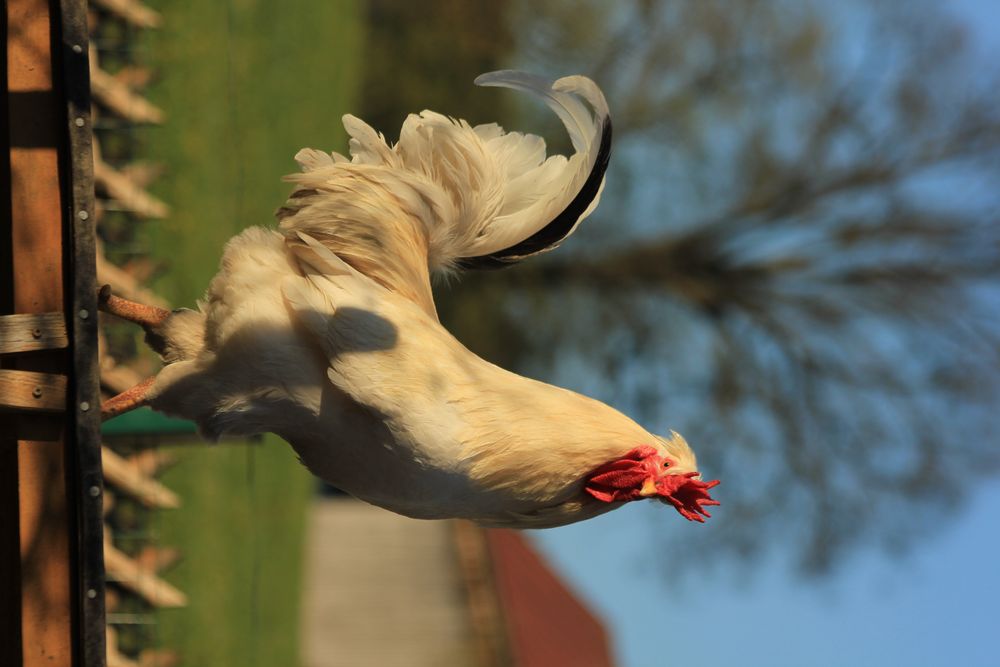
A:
[101,71,718,528]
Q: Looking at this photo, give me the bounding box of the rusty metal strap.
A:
[59,0,108,663]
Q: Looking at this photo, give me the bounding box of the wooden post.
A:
[1,0,104,665]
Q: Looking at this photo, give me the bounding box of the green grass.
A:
[135,2,365,665]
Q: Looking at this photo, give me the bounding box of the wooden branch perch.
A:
[106,627,140,667]
[95,243,170,310]
[94,156,170,218]
[100,361,146,397]
[90,64,165,124]
[113,66,155,89]
[136,545,182,574]
[91,0,161,29]
[139,650,181,667]
[102,446,181,509]
[119,160,165,188]
[104,540,188,608]
[128,449,179,477]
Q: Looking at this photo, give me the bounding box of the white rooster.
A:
[100,71,719,527]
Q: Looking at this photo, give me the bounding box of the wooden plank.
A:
[0,312,68,354]
[5,0,75,665]
[453,520,511,667]
[0,369,67,412]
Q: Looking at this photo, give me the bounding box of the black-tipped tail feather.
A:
[456,116,612,271]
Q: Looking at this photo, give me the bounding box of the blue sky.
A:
[531,3,1000,666]
[534,480,1000,667]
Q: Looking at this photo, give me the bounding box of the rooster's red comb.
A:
[584,446,721,522]
[658,472,720,523]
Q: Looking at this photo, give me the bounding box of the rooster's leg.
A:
[98,284,170,328]
[102,376,157,421]
[98,284,167,421]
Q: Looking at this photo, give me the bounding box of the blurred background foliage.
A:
[364,0,1000,575]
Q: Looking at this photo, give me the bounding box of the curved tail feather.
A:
[277,71,612,314]
[455,71,612,268]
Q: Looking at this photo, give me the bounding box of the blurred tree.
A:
[360,0,514,138]
[435,0,1000,574]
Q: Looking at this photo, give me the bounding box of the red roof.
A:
[485,529,616,667]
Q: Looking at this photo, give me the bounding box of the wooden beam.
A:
[3,0,75,665]
[3,0,104,664]
[0,370,68,413]
[0,313,68,354]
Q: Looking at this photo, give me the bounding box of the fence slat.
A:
[103,542,188,608]
[101,446,180,509]
[0,312,68,354]
[0,369,67,413]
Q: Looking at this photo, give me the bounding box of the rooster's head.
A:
[583,434,720,522]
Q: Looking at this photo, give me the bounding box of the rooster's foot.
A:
[102,376,156,421]
[98,284,170,328]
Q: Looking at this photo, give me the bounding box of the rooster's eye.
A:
[662,461,670,468]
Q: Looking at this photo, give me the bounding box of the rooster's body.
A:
[103,72,718,528]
